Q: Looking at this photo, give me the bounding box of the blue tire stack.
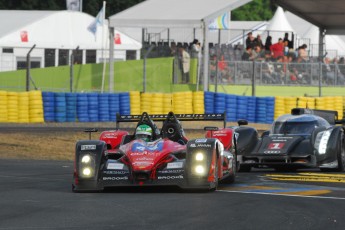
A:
[204,91,215,114]
[109,93,120,121]
[55,92,66,122]
[247,96,257,123]
[119,92,130,115]
[256,97,267,124]
[214,93,226,114]
[266,97,275,124]
[236,96,248,120]
[66,93,77,122]
[42,92,55,122]
[225,94,237,122]
[98,93,110,122]
[77,93,89,122]
[88,93,99,122]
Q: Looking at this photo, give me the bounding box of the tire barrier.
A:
[29,91,44,123]
[0,90,344,123]
[42,92,55,122]
[119,92,130,115]
[77,93,89,122]
[54,92,66,122]
[0,91,7,122]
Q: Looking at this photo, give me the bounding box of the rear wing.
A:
[116,112,227,129]
[291,108,344,125]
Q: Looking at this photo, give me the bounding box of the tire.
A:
[320,132,345,172]
[221,158,236,184]
[210,159,219,191]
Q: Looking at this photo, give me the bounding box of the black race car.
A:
[235,108,345,172]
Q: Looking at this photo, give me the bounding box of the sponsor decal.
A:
[107,163,124,170]
[157,175,184,180]
[167,162,184,169]
[131,142,163,152]
[268,143,285,150]
[130,152,154,156]
[104,134,118,138]
[103,176,128,181]
[103,171,127,175]
[197,144,212,148]
[81,145,96,150]
[159,169,184,174]
[264,150,282,154]
[190,144,196,147]
[195,139,207,143]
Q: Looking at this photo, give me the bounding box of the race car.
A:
[235,108,345,172]
[72,111,237,192]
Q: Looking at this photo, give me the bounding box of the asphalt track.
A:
[1,159,345,230]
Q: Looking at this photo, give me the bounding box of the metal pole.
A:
[252,61,256,96]
[109,27,114,93]
[26,44,36,91]
[143,45,155,92]
[80,0,83,12]
[70,46,79,93]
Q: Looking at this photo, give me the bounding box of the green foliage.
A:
[232,0,276,21]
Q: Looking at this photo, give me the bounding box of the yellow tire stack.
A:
[151,93,164,114]
[284,97,297,114]
[0,91,8,122]
[334,96,343,119]
[162,93,172,114]
[29,90,44,123]
[172,92,186,114]
[18,92,30,123]
[184,91,193,114]
[129,91,141,115]
[315,97,326,110]
[274,96,285,119]
[323,96,335,111]
[7,92,19,123]
[193,91,204,114]
[297,97,315,109]
[140,93,152,114]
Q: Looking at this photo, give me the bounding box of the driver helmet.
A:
[135,124,153,142]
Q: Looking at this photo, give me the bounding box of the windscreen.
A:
[271,121,318,135]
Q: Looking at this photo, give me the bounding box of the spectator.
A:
[283,32,293,50]
[246,32,256,49]
[253,45,265,61]
[242,46,254,61]
[264,36,272,51]
[298,44,308,61]
[191,39,200,58]
[254,35,264,49]
[270,38,284,59]
[178,46,190,83]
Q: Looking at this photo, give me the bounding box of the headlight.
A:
[195,165,205,175]
[195,152,204,161]
[314,130,331,154]
[82,167,92,176]
[81,155,91,163]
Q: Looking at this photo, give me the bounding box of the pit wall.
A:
[0,90,343,124]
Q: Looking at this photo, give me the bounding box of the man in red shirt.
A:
[270,38,284,59]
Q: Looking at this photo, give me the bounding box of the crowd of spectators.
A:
[141,32,345,86]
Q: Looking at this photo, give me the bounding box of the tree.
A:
[232,0,276,21]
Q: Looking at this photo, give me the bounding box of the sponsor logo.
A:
[268,143,285,150]
[264,150,282,154]
[103,176,128,181]
[190,144,196,147]
[159,169,184,174]
[195,139,207,143]
[81,145,96,150]
[197,144,212,148]
[157,175,184,180]
[131,142,163,152]
[103,171,128,175]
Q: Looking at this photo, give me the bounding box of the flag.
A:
[66,0,80,11]
[88,6,104,35]
[20,31,28,42]
[208,12,230,30]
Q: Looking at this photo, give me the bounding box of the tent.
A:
[108,0,252,91]
[0,10,141,50]
[264,7,295,44]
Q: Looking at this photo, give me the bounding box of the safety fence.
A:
[0,90,344,124]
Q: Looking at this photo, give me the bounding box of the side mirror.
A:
[261,130,270,137]
[237,119,248,126]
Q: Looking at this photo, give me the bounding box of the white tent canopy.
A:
[0,10,141,50]
[108,0,252,91]
[265,7,295,44]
